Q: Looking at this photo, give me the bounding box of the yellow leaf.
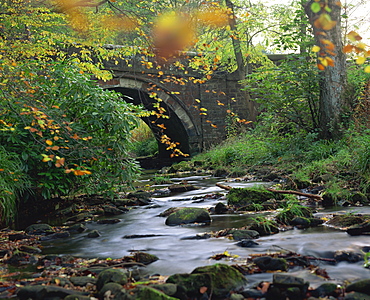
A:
[45,139,53,146]
[356,56,366,65]
[365,66,370,73]
[312,45,321,53]
[347,30,362,42]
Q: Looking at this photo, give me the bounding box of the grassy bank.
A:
[177,125,370,206]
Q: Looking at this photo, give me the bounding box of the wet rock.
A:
[253,256,288,271]
[168,183,198,193]
[334,251,363,263]
[321,193,335,207]
[236,239,259,247]
[347,220,370,236]
[214,202,228,214]
[17,285,83,300]
[69,276,97,286]
[64,295,91,300]
[165,207,211,226]
[39,231,70,241]
[87,230,101,238]
[103,205,125,215]
[249,221,279,236]
[149,283,177,297]
[66,213,94,223]
[18,245,42,254]
[6,252,38,266]
[227,187,276,208]
[127,190,152,205]
[96,269,128,291]
[346,278,370,295]
[265,274,309,300]
[25,223,55,235]
[133,286,178,300]
[98,282,131,299]
[180,233,211,240]
[349,192,368,205]
[159,207,181,217]
[241,288,265,298]
[166,272,211,299]
[97,218,121,224]
[230,229,260,241]
[123,234,164,239]
[66,223,87,233]
[327,214,366,229]
[49,277,72,287]
[344,292,370,300]
[132,251,159,265]
[191,263,247,298]
[290,217,311,228]
[311,282,339,298]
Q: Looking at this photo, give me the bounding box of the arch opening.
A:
[111,87,191,158]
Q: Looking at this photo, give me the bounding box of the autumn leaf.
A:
[45,139,53,146]
[356,56,366,65]
[347,31,362,42]
[314,13,337,31]
[365,66,370,73]
[312,45,321,53]
[343,44,354,53]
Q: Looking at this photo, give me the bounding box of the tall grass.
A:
[0,147,30,226]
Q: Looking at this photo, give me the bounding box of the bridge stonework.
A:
[98,55,254,158]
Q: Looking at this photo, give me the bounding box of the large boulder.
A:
[253,256,288,271]
[165,207,211,226]
[166,272,212,299]
[132,286,178,300]
[96,269,128,291]
[191,264,247,299]
[346,279,370,295]
[227,187,275,208]
[24,223,54,235]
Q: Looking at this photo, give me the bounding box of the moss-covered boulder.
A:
[98,282,132,299]
[133,286,178,300]
[229,229,260,241]
[227,187,275,208]
[165,207,211,226]
[166,272,212,299]
[96,269,128,291]
[346,279,370,295]
[24,223,55,235]
[253,256,288,271]
[191,264,247,299]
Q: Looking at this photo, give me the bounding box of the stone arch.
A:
[102,75,201,158]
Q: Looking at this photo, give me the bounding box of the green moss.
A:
[227,187,275,208]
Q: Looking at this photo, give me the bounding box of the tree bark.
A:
[225,0,257,122]
[303,0,347,139]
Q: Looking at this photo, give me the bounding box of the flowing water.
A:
[42,174,370,288]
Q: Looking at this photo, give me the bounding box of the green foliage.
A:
[244,53,320,132]
[250,216,278,234]
[0,60,143,201]
[152,175,171,185]
[276,200,312,225]
[130,121,158,157]
[0,147,30,225]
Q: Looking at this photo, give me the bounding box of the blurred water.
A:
[42,175,370,286]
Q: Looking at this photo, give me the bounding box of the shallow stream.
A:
[42,174,370,287]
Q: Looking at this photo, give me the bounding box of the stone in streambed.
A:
[311,282,340,298]
[132,286,178,300]
[165,207,211,226]
[227,187,276,208]
[87,230,101,238]
[347,220,370,236]
[39,231,70,241]
[17,285,83,300]
[166,272,212,299]
[344,292,370,300]
[229,229,260,241]
[168,183,198,193]
[96,269,128,291]
[69,276,97,286]
[66,223,87,233]
[98,282,131,299]
[346,278,370,295]
[25,223,55,235]
[253,256,288,271]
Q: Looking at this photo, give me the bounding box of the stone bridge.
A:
[98,52,285,158]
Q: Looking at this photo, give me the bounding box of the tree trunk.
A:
[303,0,347,139]
[225,0,257,122]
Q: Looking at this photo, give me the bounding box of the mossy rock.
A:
[96,269,128,291]
[229,229,260,241]
[98,282,131,299]
[227,187,275,208]
[24,223,55,235]
[133,286,178,300]
[349,192,369,205]
[191,263,247,298]
[253,256,288,271]
[165,207,211,226]
[346,279,370,295]
[166,272,212,299]
[132,251,159,265]
[326,214,367,229]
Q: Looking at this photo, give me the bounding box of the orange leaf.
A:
[45,139,53,146]
[317,63,325,70]
[347,30,362,41]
